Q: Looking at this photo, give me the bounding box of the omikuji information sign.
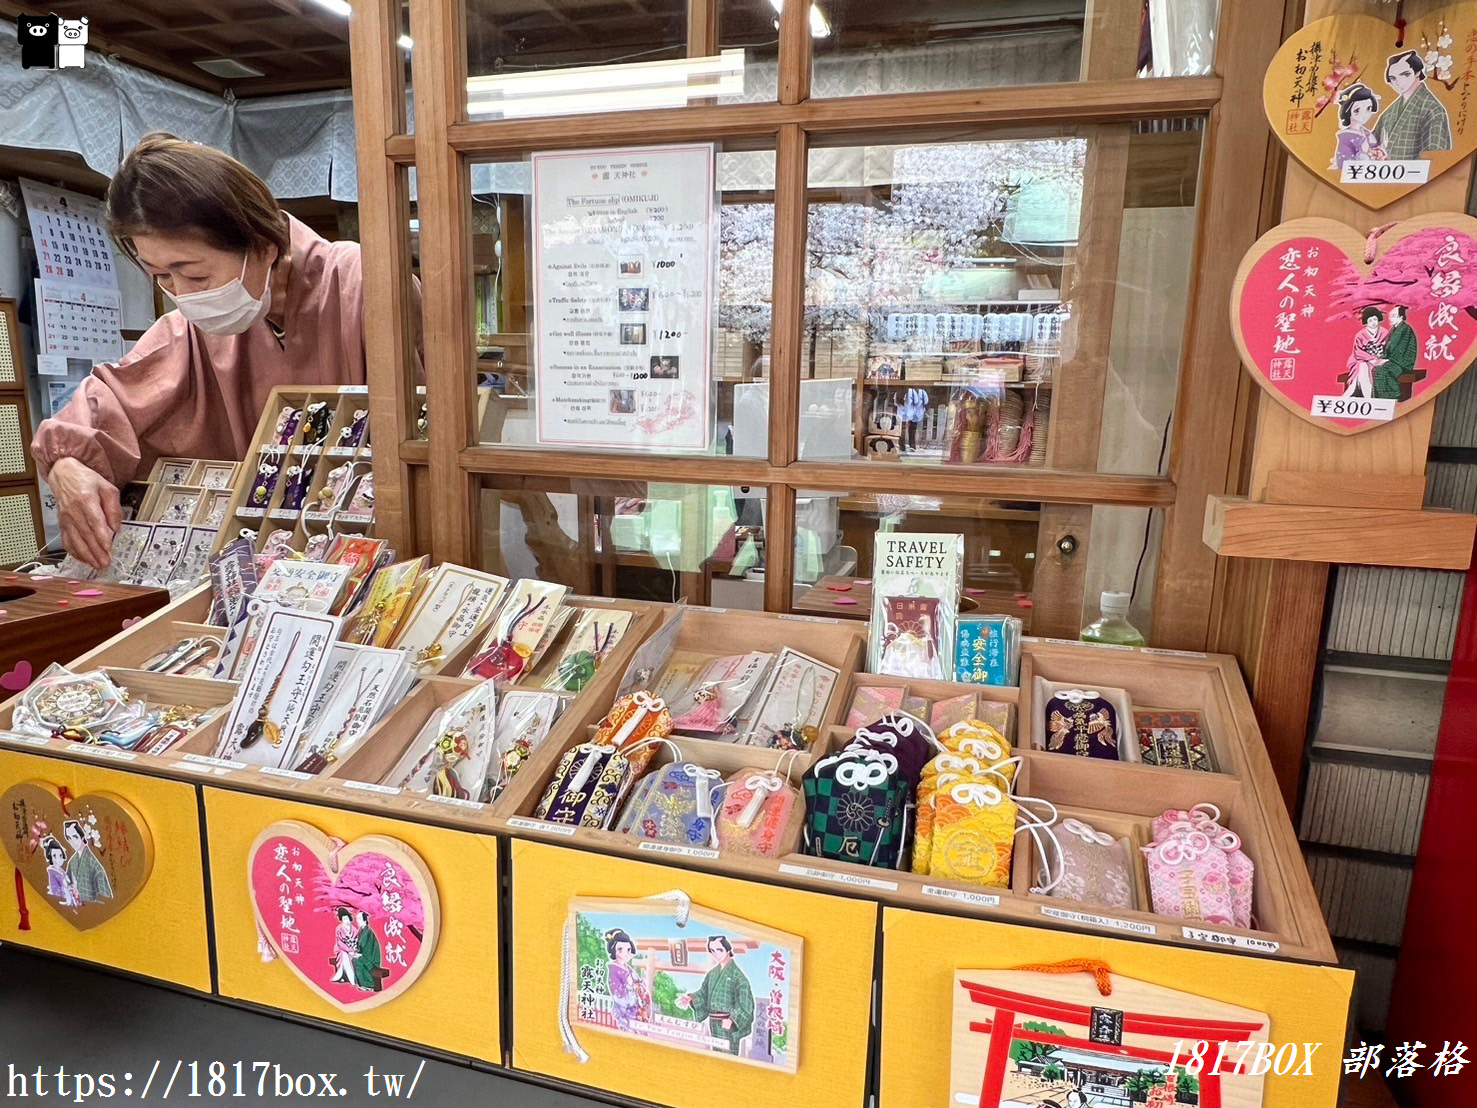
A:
[531,144,716,452]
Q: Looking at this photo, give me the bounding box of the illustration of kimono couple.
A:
[329,907,385,992]
[1343,304,1419,401]
[41,820,114,909]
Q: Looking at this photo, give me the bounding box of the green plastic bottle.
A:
[1080,591,1145,647]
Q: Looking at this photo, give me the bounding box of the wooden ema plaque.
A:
[1208,1,1477,570]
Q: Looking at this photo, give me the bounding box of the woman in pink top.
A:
[31,133,370,569]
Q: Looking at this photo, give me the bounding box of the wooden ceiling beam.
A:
[232,73,351,96]
[254,0,353,42]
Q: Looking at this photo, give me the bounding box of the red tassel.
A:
[57,786,73,815]
[1395,18,1407,48]
[14,867,30,931]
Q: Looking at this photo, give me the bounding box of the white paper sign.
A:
[36,354,69,376]
[20,179,120,290]
[34,279,123,361]
[532,144,715,451]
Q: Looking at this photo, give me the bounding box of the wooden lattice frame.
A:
[347,0,1288,647]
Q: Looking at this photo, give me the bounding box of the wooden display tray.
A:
[215,385,375,558]
[0,589,1334,964]
[492,631,1334,964]
[0,586,666,828]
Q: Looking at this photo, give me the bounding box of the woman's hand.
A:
[49,456,121,570]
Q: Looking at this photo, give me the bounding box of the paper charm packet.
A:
[668,652,773,736]
[1135,709,1215,772]
[382,682,498,800]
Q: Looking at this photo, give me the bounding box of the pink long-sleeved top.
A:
[31,215,367,486]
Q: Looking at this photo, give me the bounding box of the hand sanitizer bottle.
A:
[1080,591,1145,647]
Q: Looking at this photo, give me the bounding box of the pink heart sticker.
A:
[833,597,858,606]
[1,661,34,692]
[121,617,142,630]
[249,822,439,1012]
[71,589,103,598]
[826,584,851,592]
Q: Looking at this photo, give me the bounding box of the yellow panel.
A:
[880,908,1353,1108]
[0,751,210,992]
[510,840,876,1107]
[203,789,500,1061]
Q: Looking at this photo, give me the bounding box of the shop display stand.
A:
[0,584,1348,1108]
[496,619,1332,962]
[214,385,375,558]
[0,596,1332,961]
[0,586,665,815]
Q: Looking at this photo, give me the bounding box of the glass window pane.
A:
[812,0,1219,95]
[473,147,775,457]
[478,477,773,610]
[789,490,1041,625]
[798,122,1201,474]
[1082,504,1162,637]
[788,493,1163,640]
[465,0,776,120]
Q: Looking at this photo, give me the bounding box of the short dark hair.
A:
[708,935,734,955]
[336,907,351,920]
[63,819,83,841]
[106,132,289,269]
[1387,49,1426,81]
[1390,304,1407,320]
[1362,306,1386,324]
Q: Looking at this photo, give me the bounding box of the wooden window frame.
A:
[349,0,1286,646]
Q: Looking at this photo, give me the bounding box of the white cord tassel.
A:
[558,914,589,1062]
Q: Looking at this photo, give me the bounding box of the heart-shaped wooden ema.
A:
[0,781,154,931]
[1263,9,1477,209]
[1231,213,1477,435]
[249,820,439,1012]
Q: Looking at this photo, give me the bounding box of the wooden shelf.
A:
[1204,496,1477,570]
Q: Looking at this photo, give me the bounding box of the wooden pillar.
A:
[347,0,416,555]
[1208,0,1477,810]
[410,0,478,566]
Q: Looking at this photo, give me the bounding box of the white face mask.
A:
[167,253,272,336]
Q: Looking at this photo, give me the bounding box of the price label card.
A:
[1041,905,1156,936]
[921,885,1001,909]
[1182,926,1281,954]
[778,863,899,892]
[1311,395,1396,422]
[638,841,720,860]
[507,816,577,837]
[1340,159,1430,185]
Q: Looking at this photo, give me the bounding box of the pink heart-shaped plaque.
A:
[1233,214,1477,434]
[1,660,34,692]
[249,820,440,1012]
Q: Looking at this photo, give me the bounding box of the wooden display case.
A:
[1,586,666,835]
[217,385,375,559]
[493,624,1334,964]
